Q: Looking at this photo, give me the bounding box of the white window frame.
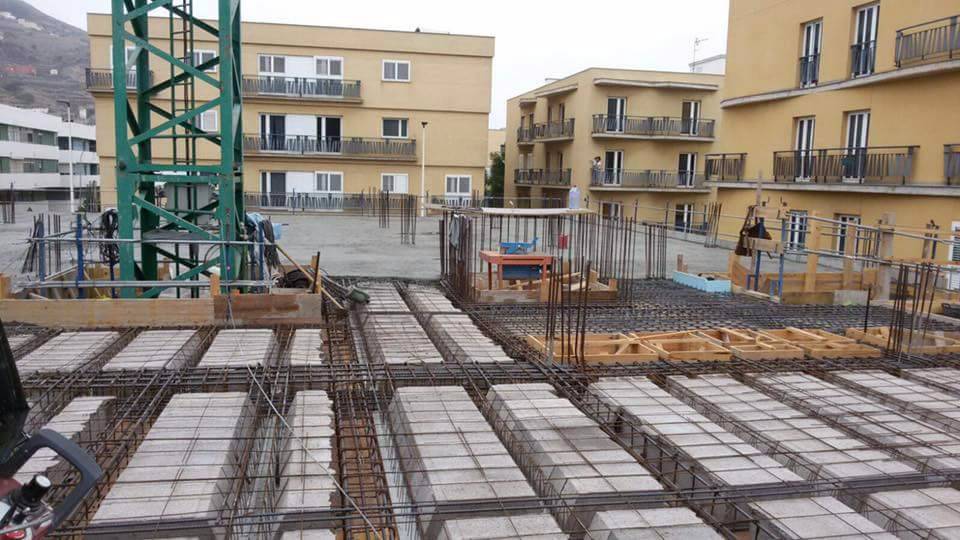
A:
[795,116,816,181]
[800,19,822,87]
[381,173,409,194]
[191,49,217,73]
[678,153,697,187]
[675,203,695,232]
[382,59,411,82]
[788,210,809,249]
[835,214,862,254]
[445,174,472,196]
[382,118,409,139]
[315,171,344,194]
[681,100,701,135]
[196,110,218,131]
[600,201,622,220]
[258,54,286,75]
[315,56,344,79]
[949,221,960,290]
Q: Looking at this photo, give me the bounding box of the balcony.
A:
[241,76,362,102]
[896,15,960,67]
[514,168,571,187]
[85,68,154,92]
[591,115,715,141]
[589,169,707,191]
[243,134,416,161]
[798,54,820,87]
[851,40,877,77]
[772,146,917,185]
[704,153,747,182]
[533,119,575,141]
[946,144,960,185]
[516,126,535,145]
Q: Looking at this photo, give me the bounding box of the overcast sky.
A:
[27,0,729,128]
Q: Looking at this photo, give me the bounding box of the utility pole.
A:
[420,121,428,217]
[57,100,75,213]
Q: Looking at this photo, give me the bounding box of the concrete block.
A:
[198,329,275,367]
[438,514,566,539]
[862,487,960,540]
[587,507,723,539]
[17,331,118,376]
[287,329,325,366]
[749,497,897,539]
[102,329,199,371]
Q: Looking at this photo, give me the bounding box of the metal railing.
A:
[241,75,361,99]
[851,40,877,77]
[945,144,960,184]
[704,153,747,182]
[242,134,416,159]
[590,168,705,189]
[513,168,571,186]
[516,126,535,144]
[533,119,575,140]
[896,15,960,67]
[799,53,820,87]
[591,115,715,138]
[85,68,154,90]
[772,146,917,185]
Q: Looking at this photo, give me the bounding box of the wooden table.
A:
[479,250,553,290]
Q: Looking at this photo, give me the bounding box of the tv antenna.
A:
[692,37,709,70]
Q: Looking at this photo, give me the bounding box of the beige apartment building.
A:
[712,0,960,261]
[85,15,494,208]
[504,68,723,228]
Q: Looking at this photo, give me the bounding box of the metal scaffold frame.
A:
[111,0,244,298]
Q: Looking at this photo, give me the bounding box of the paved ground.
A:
[0,211,812,286]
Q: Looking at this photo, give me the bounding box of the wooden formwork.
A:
[758,327,882,359]
[845,326,960,355]
[471,269,618,304]
[525,333,659,364]
[636,331,733,361]
[697,328,805,361]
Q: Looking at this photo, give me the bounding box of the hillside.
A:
[0,0,92,115]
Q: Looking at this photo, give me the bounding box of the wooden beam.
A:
[803,211,821,292]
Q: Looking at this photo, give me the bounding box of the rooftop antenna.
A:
[692,37,709,71]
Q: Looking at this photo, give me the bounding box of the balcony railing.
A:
[704,153,747,182]
[533,119,575,140]
[799,53,820,87]
[851,40,877,77]
[772,146,917,185]
[241,76,362,100]
[516,126,535,144]
[514,168,571,186]
[243,134,416,160]
[896,15,960,67]
[590,168,705,189]
[946,144,960,185]
[591,115,715,138]
[85,68,154,91]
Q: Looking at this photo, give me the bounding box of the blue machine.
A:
[498,238,545,280]
[499,237,538,254]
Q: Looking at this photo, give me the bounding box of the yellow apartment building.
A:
[503,68,723,228]
[712,0,960,261]
[85,14,494,209]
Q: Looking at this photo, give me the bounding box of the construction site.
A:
[2,1,960,540]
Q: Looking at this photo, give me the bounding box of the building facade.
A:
[504,68,723,227]
[712,0,960,261]
[0,102,99,212]
[85,15,494,209]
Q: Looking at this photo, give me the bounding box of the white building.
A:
[689,54,726,75]
[0,103,99,212]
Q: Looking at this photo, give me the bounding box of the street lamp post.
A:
[420,121,428,217]
[57,100,75,213]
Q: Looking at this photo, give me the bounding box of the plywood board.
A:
[759,327,881,359]
[845,326,960,355]
[525,333,659,364]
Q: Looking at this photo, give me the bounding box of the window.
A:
[835,214,861,254]
[196,110,218,131]
[316,56,343,78]
[794,116,816,181]
[315,171,344,193]
[788,210,808,249]
[843,111,870,181]
[852,4,879,77]
[675,203,694,232]
[600,201,622,220]
[381,173,409,193]
[258,54,286,74]
[382,118,409,138]
[0,157,9,173]
[678,153,697,186]
[681,101,701,135]
[382,60,411,82]
[191,50,216,72]
[949,221,960,290]
[445,175,471,195]
[606,97,626,132]
[800,20,822,87]
[603,150,624,185]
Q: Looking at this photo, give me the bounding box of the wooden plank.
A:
[804,211,821,292]
[846,326,960,354]
[0,298,214,328]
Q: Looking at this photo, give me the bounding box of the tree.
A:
[485,150,505,198]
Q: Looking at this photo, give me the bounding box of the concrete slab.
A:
[904,368,960,397]
[438,514,566,540]
[387,386,539,538]
[862,487,960,539]
[277,391,336,533]
[16,331,118,377]
[287,329,325,366]
[15,396,114,485]
[197,328,275,367]
[279,531,335,540]
[359,282,409,312]
[89,392,252,538]
[750,372,960,474]
[587,507,723,539]
[834,370,960,432]
[487,383,662,533]
[666,375,918,485]
[362,313,443,364]
[749,496,898,539]
[101,329,200,371]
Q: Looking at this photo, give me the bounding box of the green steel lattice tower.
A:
[111,0,244,298]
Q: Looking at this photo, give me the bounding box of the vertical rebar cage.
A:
[111,0,244,298]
